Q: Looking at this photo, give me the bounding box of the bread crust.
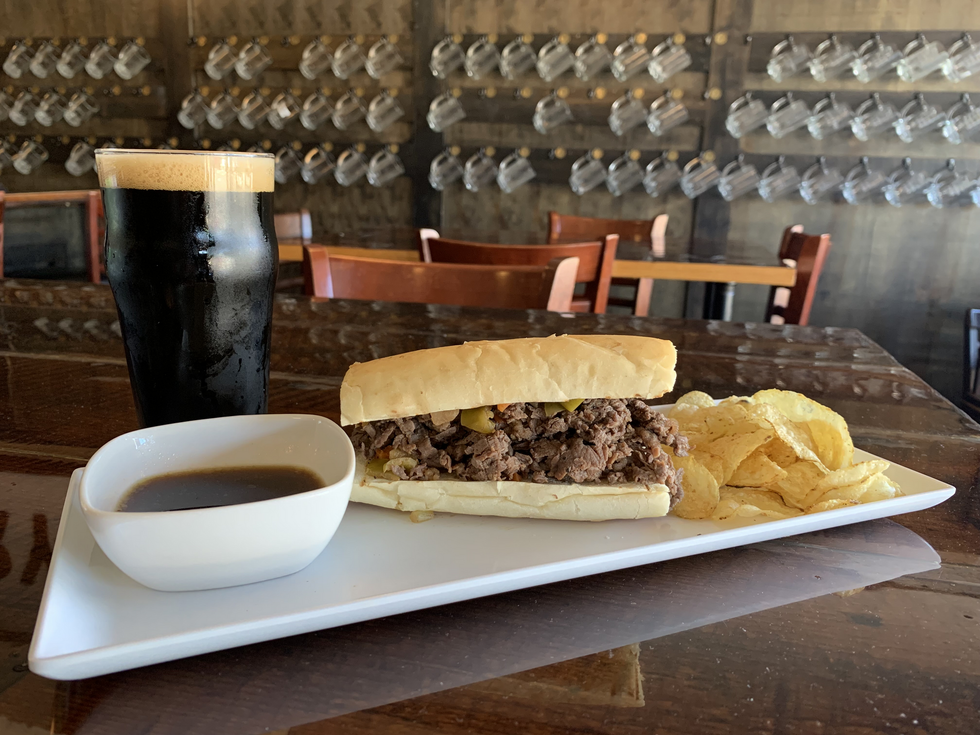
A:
[340,335,677,425]
[352,465,672,521]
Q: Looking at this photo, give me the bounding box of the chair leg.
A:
[633,278,653,317]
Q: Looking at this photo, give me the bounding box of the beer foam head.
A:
[96,149,275,193]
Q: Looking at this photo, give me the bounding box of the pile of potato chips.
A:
[666,389,903,521]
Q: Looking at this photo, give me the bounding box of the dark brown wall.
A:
[724,4,980,402]
[1,0,978,403]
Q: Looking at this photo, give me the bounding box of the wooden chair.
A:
[274,209,313,244]
[764,227,832,326]
[963,309,980,421]
[762,225,805,323]
[415,227,440,255]
[546,212,668,316]
[0,190,104,283]
[0,192,5,278]
[302,247,579,312]
[419,235,618,314]
[272,210,313,290]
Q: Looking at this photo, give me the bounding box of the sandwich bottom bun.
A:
[352,463,672,522]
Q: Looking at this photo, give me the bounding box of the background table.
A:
[0,278,978,735]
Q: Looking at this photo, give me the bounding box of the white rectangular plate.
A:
[29,443,954,680]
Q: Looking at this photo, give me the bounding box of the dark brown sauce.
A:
[118,466,325,512]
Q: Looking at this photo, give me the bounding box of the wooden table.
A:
[610,258,796,287]
[1,278,978,735]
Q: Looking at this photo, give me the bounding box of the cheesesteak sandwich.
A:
[340,335,688,521]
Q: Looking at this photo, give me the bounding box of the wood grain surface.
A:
[1,0,979,426]
[749,0,980,33]
[611,258,795,285]
[191,0,413,37]
[0,278,978,735]
[443,0,713,35]
[0,0,160,37]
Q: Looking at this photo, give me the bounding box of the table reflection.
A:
[4,519,937,735]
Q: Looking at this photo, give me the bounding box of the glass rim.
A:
[94,148,274,160]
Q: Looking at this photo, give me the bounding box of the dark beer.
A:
[96,150,278,427]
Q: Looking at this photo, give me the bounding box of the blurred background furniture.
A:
[545,212,799,322]
[764,224,804,323]
[420,235,618,313]
[611,252,797,322]
[765,227,832,327]
[274,209,313,244]
[0,193,5,278]
[3,274,979,735]
[2,1,979,407]
[547,213,667,316]
[289,233,796,321]
[0,190,103,283]
[302,247,579,311]
[274,209,314,289]
[963,309,980,422]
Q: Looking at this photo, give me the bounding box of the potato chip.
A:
[711,487,803,521]
[811,460,890,496]
[672,400,778,470]
[674,402,753,443]
[766,460,828,508]
[673,390,716,410]
[745,403,821,464]
[668,388,900,522]
[691,450,725,486]
[728,449,788,487]
[806,471,902,509]
[760,439,799,468]
[861,473,902,503]
[719,395,754,405]
[806,499,859,514]
[752,390,854,470]
[702,404,757,440]
[668,401,700,425]
[697,426,774,485]
[670,453,720,520]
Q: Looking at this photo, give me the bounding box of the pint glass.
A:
[95,150,278,426]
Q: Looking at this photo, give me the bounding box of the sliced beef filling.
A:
[349,399,688,505]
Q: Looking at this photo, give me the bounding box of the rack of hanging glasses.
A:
[186,34,408,134]
[166,34,411,187]
[0,31,415,189]
[8,25,980,206]
[669,152,980,208]
[720,30,980,207]
[422,31,711,195]
[0,132,408,188]
[0,36,165,180]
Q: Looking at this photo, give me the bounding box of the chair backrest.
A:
[777,224,805,259]
[765,224,805,323]
[765,228,832,327]
[0,190,103,283]
[415,227,440,256]
[0,192,5,277]
[420,236,618,314]
[274,209,313,244]
[302,248,579,312]
[547,212,667,257]
[965,309,980,401]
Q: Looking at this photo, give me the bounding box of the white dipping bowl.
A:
[79,414,354,592]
